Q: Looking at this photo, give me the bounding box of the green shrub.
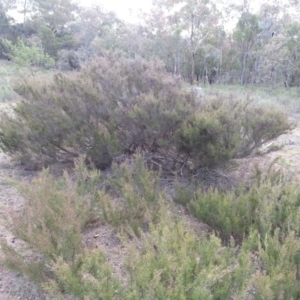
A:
[1,52,290,172]
[1,158,164,291]
[124,215,252,300]
[240,229,300,299]
[175,95,291,168]
[45,251,124,299]
[0,52,194,170]
[99,157,163,236]
[37,25,74,58]
[1,159,101,282]
[0,78,14,101]
[256,230,300,299]
[4,156,300,299]
[175,167,300,242]
[2,38,55,69]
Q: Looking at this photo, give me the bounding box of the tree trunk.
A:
[252,56,260,84]
[191,51,195,84]
[190,13,195,85]
[23,0,27,28]
[241,50,248,85]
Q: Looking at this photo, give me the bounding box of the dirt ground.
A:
[0,115,299,299]
[0,154,45,299]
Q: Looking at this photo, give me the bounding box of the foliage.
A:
[0,77,14,101]
[3,157,300,298]
[2,0,300,298]
[241,229,300,299]
[1,158,100,281]
[124,215,250,300]
[99,157,163,236]
[2,38,55,69]
[1,157,247,298]
[1,0,300,87]
[1,158,162,287]
[33,0,77,27]
[0,53,291,172]
[37,25,74,58]
[174,165,300,243]
[46,251,124,299]
[175,94,291,168]
[0,53,195,170]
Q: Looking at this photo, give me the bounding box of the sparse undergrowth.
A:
[0,54,297,299]
[2,157,300,299]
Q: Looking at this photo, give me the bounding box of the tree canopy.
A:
[1,0,300,87]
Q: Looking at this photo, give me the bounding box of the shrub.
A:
[45,251,124,299]
[2,38,55,69]
[0,52,195,170]
[1,157,164,294]
[241,229,300,299]
[1,158,101,282]
[0,53,291,172]
[46,205,300,299]
[175,95,291,168]
[99,157,163,236]
[124,215,252,300]
[4,156,300,299]
[174,165,300,242]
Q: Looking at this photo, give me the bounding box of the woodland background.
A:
[1,0,300,88]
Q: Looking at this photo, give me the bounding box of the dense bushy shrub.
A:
[124,215,250,300]
[175,95,291,168]
[99,157,163,236]
[242,229,300,299]
[0,52,195,170]
[175,166,300,242]
[0,52,291,171]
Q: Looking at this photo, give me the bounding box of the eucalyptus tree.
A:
[193,26,226,84]
[254,2,285,85]
[0,2,12,33]
[70,6,122,60]
[29,0,78,29]
[144,2,187,76]
[250,1,300,87]
[181,0,218,84]
[28,0,78,57]
[0,3,13,58]
[281,22,300,87]
[233,12,261,85]
[147,0,219,83]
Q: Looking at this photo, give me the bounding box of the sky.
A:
[79,0,153,23]
[7,0,153,24]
